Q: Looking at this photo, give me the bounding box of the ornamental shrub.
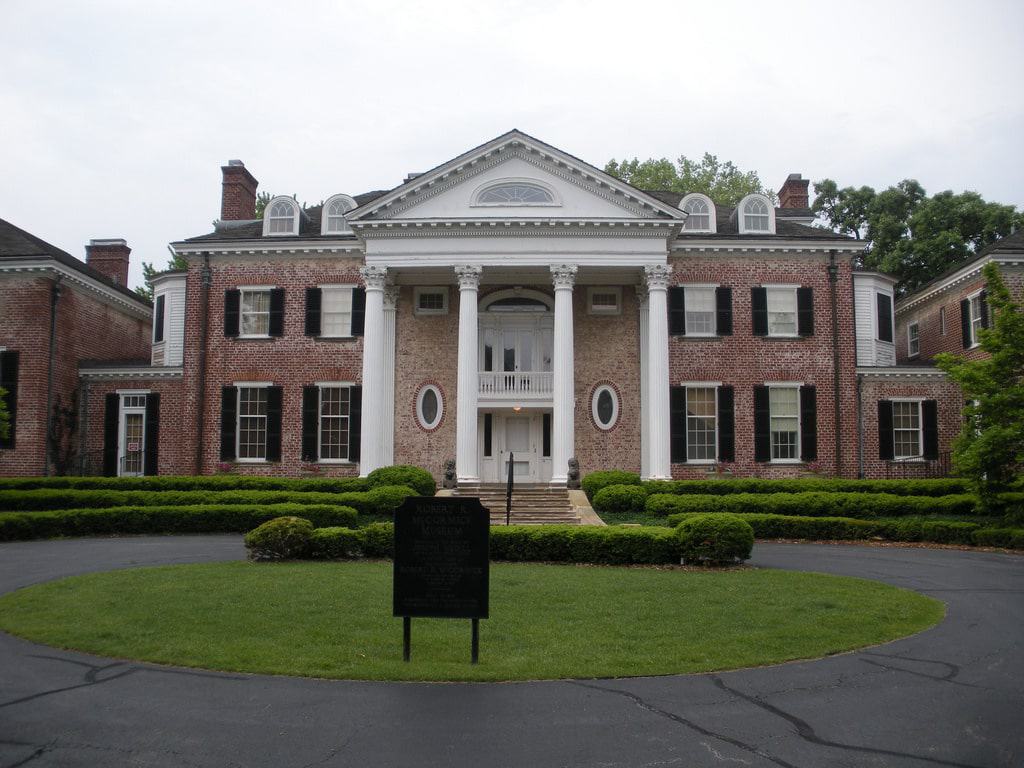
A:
[0,475,371,493]
[971,527,1024,549]
[581,471,641,500]
[639,477,969,497]
[675,514,754,565]
[366,465,436,496]
[645,491,977,519]
[591,484,648,515]
[244,516,315,561]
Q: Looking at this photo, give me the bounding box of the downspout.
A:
[193,253,212,474]
[827,251,842,477]
[44,275,62,475]
[856,372,865,478]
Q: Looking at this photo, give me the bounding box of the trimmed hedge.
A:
[0,485,416,517]
[365,465,436,497]
[646,492,978,519]
[971,528,1024,549]
[675,514,754,565]
[0,475,373,493]
[581,471,641,500]
[244,516,315,560]
[591,484,648,515]
[640,477,969,497]
[0,503,358,541]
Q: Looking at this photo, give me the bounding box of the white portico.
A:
[348,130,683,484]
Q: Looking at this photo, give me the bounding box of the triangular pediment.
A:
[346,130,684,222]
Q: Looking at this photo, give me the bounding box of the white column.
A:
[550,263,578,485]
[636,284,650,480]
[455,265,483,484]
[358,265,388,477]
[645,264,672,480]
[382,284,399,467]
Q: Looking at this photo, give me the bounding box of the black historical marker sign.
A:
[393,496,490,620]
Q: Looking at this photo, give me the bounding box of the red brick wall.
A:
[667,253,860,478]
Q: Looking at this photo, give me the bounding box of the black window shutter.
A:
[220,387,237,461]
[979,290,989,329]
[797,287,814,336]
[485,413,494,457]
[305,288,322,337]
[265,386,282,461]
[0,351,18,449]
[302,386,319,462]
[877,293,893,342]
[800,385,817,462]
[224,290,240,337]
[922,400,939,460]
[715,287,733,336]
[753,386,770,462]
[144,393,160,476]
[153,295,165,343]
[717,386,735,462]
[103,393,119,476]
[959,298,972,348]
[751,288,768,336]
[670,386,687,463]
[541,413,551,458]
[668,287,686,335]
[351,288,366,337]
[268,289,285,337]
[878,400,894,460]
[348,386,362,462]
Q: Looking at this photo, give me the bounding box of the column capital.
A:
[454,264,483,290]
[634,283,649,304]
[550,263,578,290]
[643,264,673,291]
[359,265,389,291]
[383,285,400,311]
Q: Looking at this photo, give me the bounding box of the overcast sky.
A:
[2,0,1022,290]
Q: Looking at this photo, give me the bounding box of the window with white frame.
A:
[892,401,922,459]
[686,386,717,461]
[681,195,713,231]
[477,183,555,205]
[969,294,984,346]
[414,287,448,315]
[240,289,272,337]
[769,386,800,460]
[766,287,798,336]
[684,287,716,335]
[908,322,920,357]
[266,199,298,235]
[939,306,946,335]
[416,385,443,430]
[321,287,354,336]
[591,384,619,430]
[588,287,621,315]
[318,386,351,460]
[237,387,268,460]
[742,197,771,232]
[322,195,355,235]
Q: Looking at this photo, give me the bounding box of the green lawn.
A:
[0,561,943,682]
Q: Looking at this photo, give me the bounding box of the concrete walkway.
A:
[0,536,1021,767]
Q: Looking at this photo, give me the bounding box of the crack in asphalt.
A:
[709,675,987,768]
[858,651,989,690]
[569,680,799,768]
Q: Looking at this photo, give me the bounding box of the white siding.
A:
[151,275,186,367]
[853,273,896,367]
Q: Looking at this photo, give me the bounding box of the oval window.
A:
[592,385,619,430]
[416,385,443,430]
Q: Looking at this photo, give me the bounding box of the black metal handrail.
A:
[505,452,513,525]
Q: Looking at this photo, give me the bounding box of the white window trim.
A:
[767,383,802,464]
[763,285,800,338]
[118,392,148,477]
[414,286,449,316]
[684,384,719,464]
[321,194,357,236]
[319,284,357,338]
[907,321,920,358]
[939,306,946,336]
[262,196,300,237]
[235,383,271,463]
[591,384,619,431]
[678,193,716,233]
[967,290,984,349]
[681,284,720,337]
[890,398,924,461]
[737,194,776,235]
[587,287,622,316]
[317,382,355,464]
[471,178,561,208]
[238,287,274,339]
[416,384,444,430]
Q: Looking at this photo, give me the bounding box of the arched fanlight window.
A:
[475,181,557,206]
[263,197,299,236]
[591,384,619,430]
[739,195,774,234]
[321,194,357,235]
[416,384,443,430]
[680,193,715,232]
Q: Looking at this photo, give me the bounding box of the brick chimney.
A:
[778,173,810,210]
[221,159,259,220]
[85,239,131,286]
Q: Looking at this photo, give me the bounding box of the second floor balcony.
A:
[478,371,553,403]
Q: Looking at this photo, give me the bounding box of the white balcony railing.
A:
[478,371,553,399]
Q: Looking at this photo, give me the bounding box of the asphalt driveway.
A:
[0,537,1020,768]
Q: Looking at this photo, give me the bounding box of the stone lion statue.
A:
[442,458,458,489]
[566,457,581,489]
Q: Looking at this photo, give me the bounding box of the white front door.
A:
[501,415,538,482]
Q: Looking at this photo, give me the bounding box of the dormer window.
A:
[321,194,357,235]
[679,193,715,232]
[473,180,559,207]
[738,194,775,234]
[263,196,299,236]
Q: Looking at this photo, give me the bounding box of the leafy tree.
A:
[135,252,190,301]
[935,263,1024,518]
[0,386,10,441]
[605,153,773,206]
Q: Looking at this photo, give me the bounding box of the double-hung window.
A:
[769,386,800,461]
[969,295,984,347]
[766,287,798,336]
[684,287,716,335]
[670,384,735,464]
[685,386,717,461]
[321,287,354,337]
[240,289,271,337]
[318,386,351,461]
[237,386,268,460]
[892,401,922,459]
[907,322,920,357]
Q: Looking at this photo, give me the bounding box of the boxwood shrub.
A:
[971,528,1024,549]
[366,465,436,496]
[581,471,641,500]
[675,514,754,565]
[639,477,968,497]
[591,484,648,515]
[645,491,977,519]
[244,516,315,560]
[0,475,373,493]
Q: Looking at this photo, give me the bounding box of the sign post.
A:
[393,496,490,663]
